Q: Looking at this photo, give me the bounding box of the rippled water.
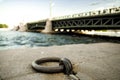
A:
[0,31,119,50]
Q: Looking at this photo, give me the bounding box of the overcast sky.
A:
[0,0,120,28]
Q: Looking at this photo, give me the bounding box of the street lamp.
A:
[49,0,55,19]
[42,0,53,33]
[49,0,52,19]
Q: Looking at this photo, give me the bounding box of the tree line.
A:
[0,24,8,28]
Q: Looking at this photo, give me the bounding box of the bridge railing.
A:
[52,6,120,20]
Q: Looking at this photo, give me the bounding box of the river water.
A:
[0,31,120,50]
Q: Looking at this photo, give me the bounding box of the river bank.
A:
[0,43,120,80]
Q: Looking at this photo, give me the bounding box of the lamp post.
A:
[49,0,55,19]
[42,0,53,33]
[49,0,52,19]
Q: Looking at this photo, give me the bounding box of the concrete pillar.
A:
[42,18,53,33]
[18,24,28,32]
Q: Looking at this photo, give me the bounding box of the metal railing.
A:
[52,6,120,20]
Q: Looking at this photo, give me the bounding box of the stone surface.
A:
[42,19,53,33]
[0,43,120,80]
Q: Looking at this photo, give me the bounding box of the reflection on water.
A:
[0,31,120,50]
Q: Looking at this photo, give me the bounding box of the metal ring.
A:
[60,58,73,75]
[32,57,64,73]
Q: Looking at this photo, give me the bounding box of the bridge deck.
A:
[27,6,120,31]
[52,13,120,30]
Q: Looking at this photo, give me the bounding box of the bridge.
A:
[27,6,120,33]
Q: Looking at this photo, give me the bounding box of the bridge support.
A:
[42,19,53,33]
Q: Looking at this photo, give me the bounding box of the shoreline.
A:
[0,41,120,51]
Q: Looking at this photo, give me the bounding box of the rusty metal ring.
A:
[32,57,64,73]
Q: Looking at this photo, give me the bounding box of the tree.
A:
[0,24,8,28]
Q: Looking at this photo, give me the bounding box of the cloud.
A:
[102,0,120,5]
[90,2,100,6]
[105,0,120,7]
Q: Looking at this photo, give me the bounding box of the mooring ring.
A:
[32,57,64,73]
[60,58,73,75]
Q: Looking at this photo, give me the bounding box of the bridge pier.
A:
[42,19,53,33]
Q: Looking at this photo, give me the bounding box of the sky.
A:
[0,0,120,28]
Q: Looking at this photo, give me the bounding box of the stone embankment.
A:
[0,43,120,80]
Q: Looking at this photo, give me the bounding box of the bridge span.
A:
[27,6,120,33]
